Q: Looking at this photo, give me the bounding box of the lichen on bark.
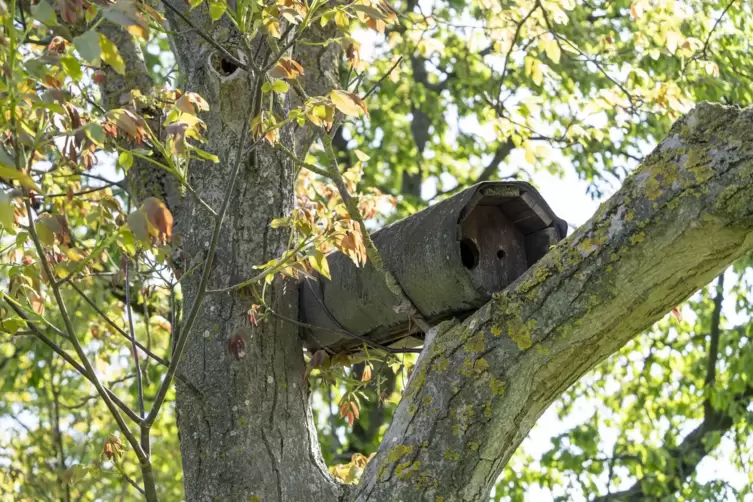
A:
[353,103,753,502]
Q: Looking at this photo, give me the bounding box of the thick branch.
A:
[353,102,753,501]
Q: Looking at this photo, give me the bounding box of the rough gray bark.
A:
[159,8,342,502]
[351,102,753,501]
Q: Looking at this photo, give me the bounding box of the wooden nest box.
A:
[299,181,567,353]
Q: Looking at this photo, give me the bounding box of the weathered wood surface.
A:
[300,182,567,353]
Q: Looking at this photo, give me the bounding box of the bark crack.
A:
[262,428,283,500]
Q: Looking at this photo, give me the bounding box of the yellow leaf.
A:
[531,60,543,86]
[99,34,125,75]
[666,31,682,55]
[335,10,349,27]
[524,143,535,165]
[354,149,370,162]
[66,248,85,262]
[0,166,40,191]
[330,90,368,118]
[546,39,561,64]
[308,251,331,280]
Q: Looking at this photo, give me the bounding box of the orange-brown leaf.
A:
[269,57,304,80]
[141,197,173,244]
[361,364,372,382]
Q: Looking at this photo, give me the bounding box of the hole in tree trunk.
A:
[211,51,242,77]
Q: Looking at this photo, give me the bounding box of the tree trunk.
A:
[161,12,341,502]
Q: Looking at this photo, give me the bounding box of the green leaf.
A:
[309,251,331,280]
[118,226,138,256]
[118,151,134,170]
[30,0,57,25]
[209,0,226,21]
[0,149,15,169]
[0,166,40,192]
[35,220,55,246]
[127,210,149,243]
[271,80,289,93]
[0,192,14,230]
[73,31,101,64]
[60,55,83,81]
[62,464,89,486]
[99,34,125,75]
[84,123,105,147]
[189,147,220,163]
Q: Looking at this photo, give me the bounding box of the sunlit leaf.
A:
[271,80,289,93]
[208,0,226,21]
[60,55,82,81]
[73,31,101,64]
[99,34,125,75]
[118,151,134,170]
[0,166,40,192]
[330,90,368,118]
[308,250,331,280]
[0,192,14,230]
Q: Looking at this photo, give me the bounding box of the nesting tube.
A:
[299,181,567,353]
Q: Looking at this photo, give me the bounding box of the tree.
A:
[1,1,752,501]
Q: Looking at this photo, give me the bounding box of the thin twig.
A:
[496,2,539,113]
[124,257,145,418]
[67,281,169,367]
[362,56,403,99]
[702,0,737,56]
[5,300,142,424]
[121,471,147,495]
[160,0,249,72]
[145,73,260,428]
[24,199,147,463]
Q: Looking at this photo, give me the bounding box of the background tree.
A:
[1,0,752,501]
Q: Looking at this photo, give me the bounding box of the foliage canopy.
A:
[0,0,752,500]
